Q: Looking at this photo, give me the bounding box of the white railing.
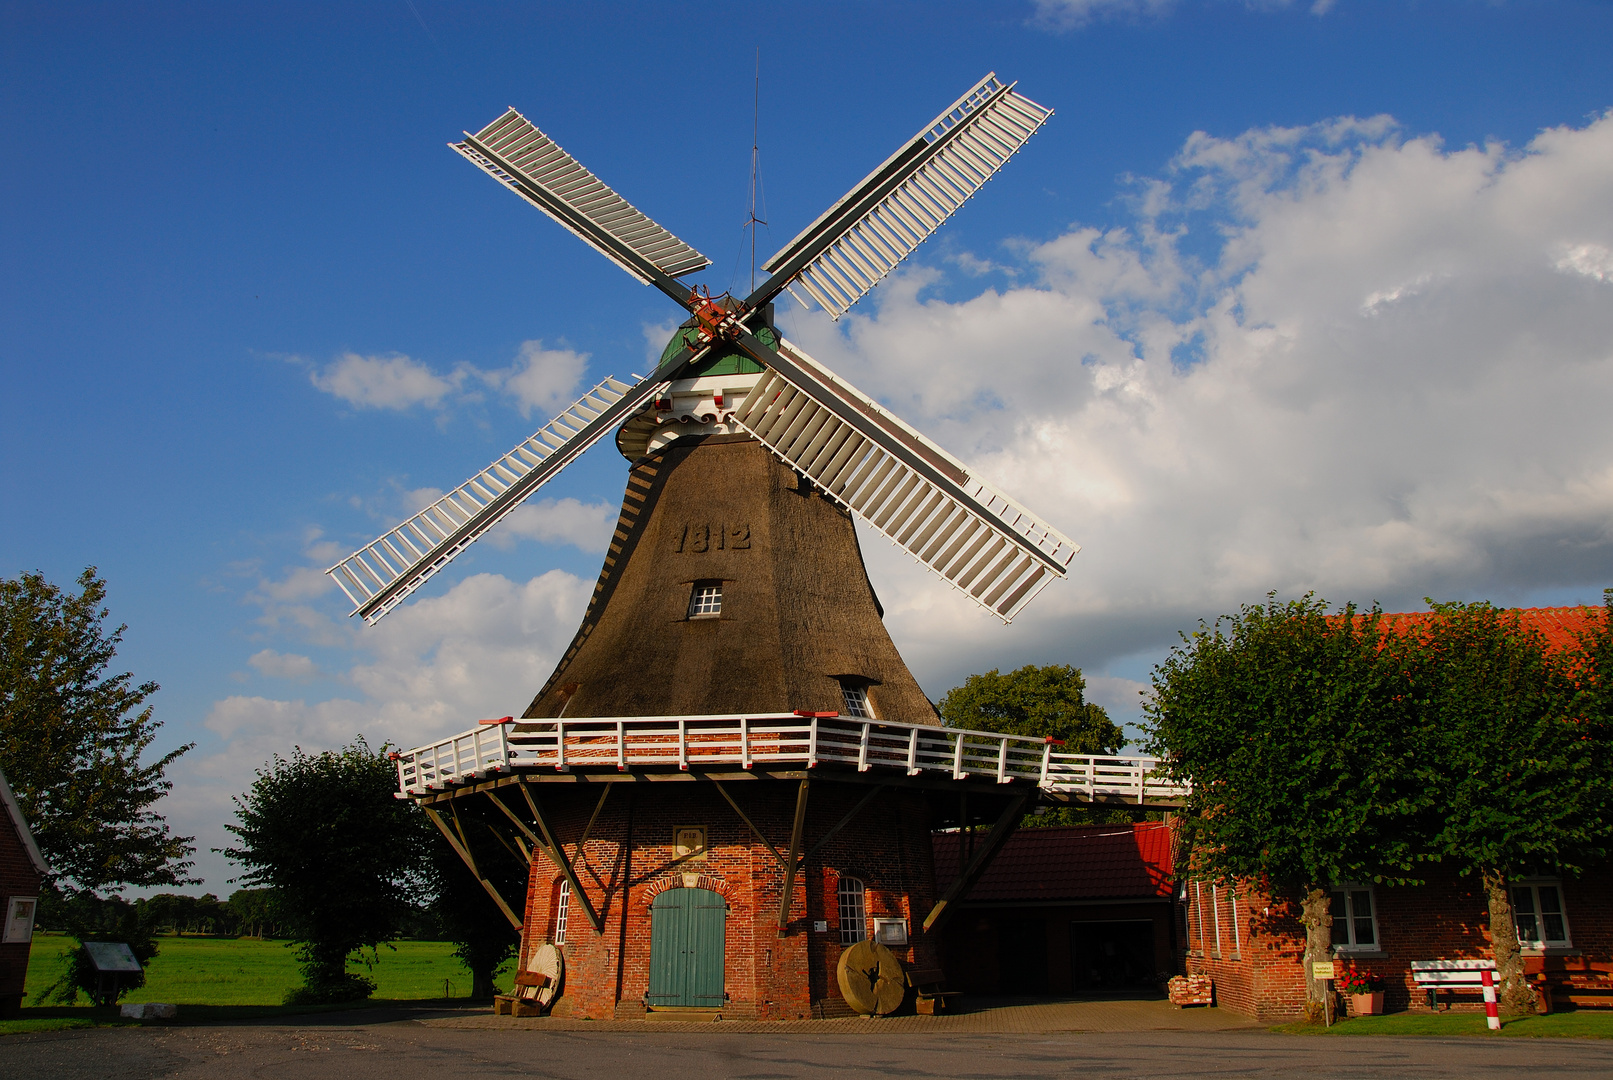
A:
[393,712,1189,804]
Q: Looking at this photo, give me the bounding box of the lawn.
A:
[22,933,513,1007]
[1274,1010,1613,1039]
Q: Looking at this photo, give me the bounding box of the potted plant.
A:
[1337,966,1384,1016]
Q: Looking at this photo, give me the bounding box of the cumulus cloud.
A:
[306,339,590,418]
[311,352,459,410]
[787,109,1613,692]
[246,649,323,682]
[488,496,617,553]
[1031,0,1329,30]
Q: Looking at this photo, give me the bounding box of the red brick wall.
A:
[0,818,44,1017]
[509,780,940,1020]
[1179,866,1613,1020]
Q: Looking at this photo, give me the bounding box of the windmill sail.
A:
[752,74,1052,319]
[730,335,1078,622]
[327,374,664,624]
[454,109,710,289]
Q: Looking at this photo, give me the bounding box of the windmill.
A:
[325,73,1078,634]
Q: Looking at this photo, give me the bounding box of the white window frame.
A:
[1512,879,1572,949]
[838,876,868,945]
[554,878,570,946]
[840,682,872,719]
[1330,883,1380,953]
[688,581,722,618]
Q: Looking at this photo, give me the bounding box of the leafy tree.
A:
[1406,600,1611,1014]
[226,888,285,939]
[940,663,1130,827]
[1144,595,1433,1014]
[424,828,520,999]
[0,568,194,892]
[33,890,159,1005]
[222,738,424,1003]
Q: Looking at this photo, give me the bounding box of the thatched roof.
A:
[524,435,939,725]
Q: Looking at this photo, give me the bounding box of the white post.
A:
[953,731,966,779]
[678,718,688,771]
[497,722,511,774]
[996,737,1009,783]
[858,722,871,772]
[555,720,568,773]
[616,719,626,772]
[741,715,752,770]
[1040,741,1052,785]
[907,727,920,775]
[807,717,819,768]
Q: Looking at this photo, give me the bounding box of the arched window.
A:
[838,877,867,945]
[554,878,570,946]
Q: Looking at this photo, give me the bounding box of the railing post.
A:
[741,715,752,770]
[858,722,871,772]
[1136,758,1145,804]
[497,722,511,773]
[952,731,966,779]
[616,719,626,772]
[807,717,818,768]
[678,718,688,771]
[907,727,920,775]
[1086,757,1095,799]
[1040,741,1052,786]
[996,737,1009,784]
[396,755,410,796]
[555,720,568,773]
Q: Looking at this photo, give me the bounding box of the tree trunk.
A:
[471,963,496,999]
[1483,867,1534,1015]
[1299,886,1334,1019]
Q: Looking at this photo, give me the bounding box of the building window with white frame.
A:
[1330,884,1378,950]
[554,878,570,946]
[840,680,872,719]
[1513,881,1571,949]
[688,580,722,618]
[838,876,867,945]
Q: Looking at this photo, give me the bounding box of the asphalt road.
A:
[6,1016,1613,1080]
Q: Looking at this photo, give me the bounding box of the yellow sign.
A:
[1312,961,1337,980]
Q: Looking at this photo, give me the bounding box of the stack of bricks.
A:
[1168,973,1213,1007]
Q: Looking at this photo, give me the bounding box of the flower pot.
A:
[1348,992,1384,1017]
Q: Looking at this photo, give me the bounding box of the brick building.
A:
[0,767,46,1017]
[933,823,1176,996]
[1179,605,1611,1020]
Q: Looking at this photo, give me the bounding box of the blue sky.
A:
[4,0,1611,892]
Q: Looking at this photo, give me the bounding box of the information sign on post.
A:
[1311,961,1336,1026]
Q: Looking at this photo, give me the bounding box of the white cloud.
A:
[310,352,459,410]
[479,340,588,419]
[1031,0,1330,30]
[787,109,1613,693]
[487,497,616,553]
[246,649,322,682]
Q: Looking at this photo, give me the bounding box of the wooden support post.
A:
[777,779,810,933]
[922,790,1032,937]
[710,778,791,869]
[577,783,613,852]
[511,780,604,932]
[421,804,523,930]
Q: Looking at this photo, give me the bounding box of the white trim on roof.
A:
[0,767,48,877]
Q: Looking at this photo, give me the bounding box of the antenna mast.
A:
[745,49,767,294]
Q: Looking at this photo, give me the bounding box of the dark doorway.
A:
[995,918,1049,994]
[1069,920,1155,990]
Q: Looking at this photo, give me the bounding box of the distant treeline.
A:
[37,888,449,940]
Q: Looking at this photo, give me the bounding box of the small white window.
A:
[1330,885,1379,951]
[838,877,867,945]
[1513,881,1571,948]
[688,581,722,618]
[840,682,871,719]
[554,878,570,946]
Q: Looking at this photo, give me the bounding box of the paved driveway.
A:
[6,999,1612,1079]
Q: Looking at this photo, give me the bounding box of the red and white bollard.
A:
[1481,968,1501,1030]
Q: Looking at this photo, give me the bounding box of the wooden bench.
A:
[1411,959,1498,1014]
[1524,956,1613,1012]
[906,967,962,1015]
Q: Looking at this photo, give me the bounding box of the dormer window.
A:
[688,581,722,618]
[840,680,872,719]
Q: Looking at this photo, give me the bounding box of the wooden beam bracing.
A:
[777,780,811,932]
[804,783,887,859]
[921,790,1032,937]
[709,778,792,870]
[420,804,523,930]
[515,779,604,932]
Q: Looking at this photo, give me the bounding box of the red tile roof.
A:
[932,822,1174,904]
[1367,605,1605,655]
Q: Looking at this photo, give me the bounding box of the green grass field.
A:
[1274,1010,1613,1038]
[22,932,512,1007]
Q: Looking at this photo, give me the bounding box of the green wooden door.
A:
[647,888,726,1008]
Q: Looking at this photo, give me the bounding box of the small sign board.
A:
[814,920,829,933]
[673,826,707,861]
[1311,961,1336,981]
[83,942,143,973]
[2,897,36,944]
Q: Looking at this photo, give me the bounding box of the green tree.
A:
[33,890,160,1005]
[424,830,521,999]
[1144,595,1433,1015]
[222,739,424,1003]
[1408,600,1611,1014]
[0,568,194,892]
[940,664,1130,827]
[226,888,284,939]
